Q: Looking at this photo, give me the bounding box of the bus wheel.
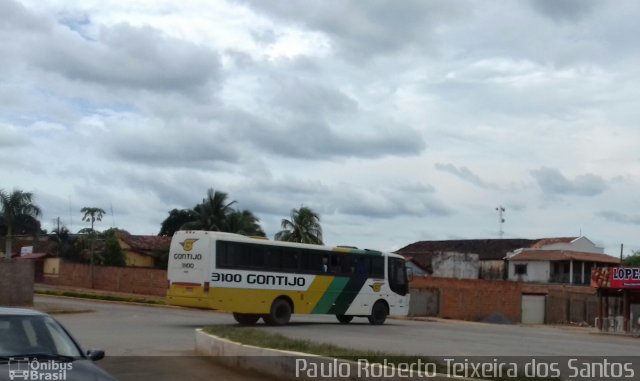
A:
[233,313,260,325]
[336,315,353,324]
[263,298,292,326]
[368,301,388,325]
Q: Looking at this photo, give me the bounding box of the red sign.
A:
[592,267,640,288]
[611,267,640,288]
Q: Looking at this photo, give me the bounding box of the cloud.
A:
[333,185,452,219]
[237,0,466,61]
[105,119,241,168]
[0,2,221,99]
[529,0,599,21]
[31,23,222,96]
[0,0,52,33]
[597,211,640,225]
[435,163,495,189]
[222,72,427,160]
[0,124,31,148]
[530,167,607,196]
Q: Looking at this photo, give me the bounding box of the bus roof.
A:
[173,230,404,258]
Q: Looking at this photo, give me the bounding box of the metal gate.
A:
[521,294,546,324]
[408,288,439,317]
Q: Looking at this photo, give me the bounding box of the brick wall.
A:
[411,276,522,322]
[0,259,34,306]
[43,262,167,297]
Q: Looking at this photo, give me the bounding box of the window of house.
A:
[515,264,527,275]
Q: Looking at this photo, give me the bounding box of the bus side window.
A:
[342,255,355,274]
[331,254,341,274]
[226,242,243,268]
[371,257,384,278]
[355,256,369,276]
[216,241,227,268]
[250,245,266,269]
[280,248,299,271]
[321,255,330,273]
[300,250,323,273]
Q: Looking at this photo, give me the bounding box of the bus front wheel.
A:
[368,301,388,325]
[336,315,353,324]
[233,313,260,325]
[263,298,292,326]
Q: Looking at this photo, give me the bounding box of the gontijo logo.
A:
[369,282,384,292]
[179,239,198,251]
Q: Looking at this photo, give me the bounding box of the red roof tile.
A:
[115,231,171,252]
[529,237,578,249]
[509,250,620,264]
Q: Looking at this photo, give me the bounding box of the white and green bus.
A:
[167,231,410,325]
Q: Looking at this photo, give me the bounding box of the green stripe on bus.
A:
[311,277,350,314]
[327,276,368,315]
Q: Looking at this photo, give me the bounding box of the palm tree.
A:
[50,222,71,258]
[158,209,196,236]
[275,206,323,245]
[183,189,236,231]
[1,189,42,258]
[226,209,266,237]
[81,207,105,235]
[81,207,106,287]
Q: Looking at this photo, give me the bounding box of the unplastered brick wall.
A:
[0,259,34,306]
[43,262,167,296]
[411,276,522,322]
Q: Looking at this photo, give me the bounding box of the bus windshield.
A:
[388,257,408,296]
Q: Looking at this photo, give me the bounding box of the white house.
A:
[506,237,619,285]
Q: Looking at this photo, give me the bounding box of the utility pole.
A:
[496,205,505,239]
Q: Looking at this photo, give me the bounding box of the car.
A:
[0,307,117,381]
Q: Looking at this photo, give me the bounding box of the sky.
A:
[2,0,640,255]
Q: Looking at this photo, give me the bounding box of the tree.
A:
[102,235,126,267]
[80,207,105,235]
[1,189,42,258]
[158,209,196,236]
[159,188,267,237]
[81,207,106,287]
[275,206,323,245]
[226,210,266,237]
[184,189,236,231]
[623,251,640,267]
[50,222,71,258]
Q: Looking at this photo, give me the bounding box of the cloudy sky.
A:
[2,0,640,255]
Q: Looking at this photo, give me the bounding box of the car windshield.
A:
[0,315,83,358]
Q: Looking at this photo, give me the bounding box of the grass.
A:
[203,325,562,381]
[35,289,165,305]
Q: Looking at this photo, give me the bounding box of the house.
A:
[506,236,620,285]
[396,239,536,280]
[115,231,171,268]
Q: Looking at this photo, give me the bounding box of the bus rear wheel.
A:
[263,298,292,326]
[368,301,388,325]
[233,313,260,325]
[336,315,353,324]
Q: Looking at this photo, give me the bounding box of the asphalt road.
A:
[34,296,269,381]
[33,295,640,379]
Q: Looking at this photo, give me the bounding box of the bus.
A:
[166,230,410,325]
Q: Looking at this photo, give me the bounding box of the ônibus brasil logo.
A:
[7,357,73,380]
[179,239,198,251]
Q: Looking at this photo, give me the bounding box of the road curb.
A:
[195,329,481,381]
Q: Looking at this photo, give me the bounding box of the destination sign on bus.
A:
[210,271,312,290]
